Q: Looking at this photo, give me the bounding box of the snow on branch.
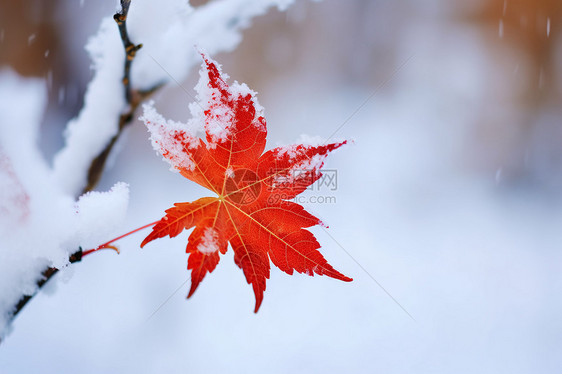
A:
[0,71,130,340]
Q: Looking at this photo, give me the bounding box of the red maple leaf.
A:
[140,53,352,312]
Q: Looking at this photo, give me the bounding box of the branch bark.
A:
[83,0,162,194]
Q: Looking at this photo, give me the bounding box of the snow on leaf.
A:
[142,103,200,172]
[140,53,351,312]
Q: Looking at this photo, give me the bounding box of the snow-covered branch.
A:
[0,70,130,339]
[0,0,300,342]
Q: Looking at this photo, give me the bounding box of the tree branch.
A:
[3,0,163,338]
[83,0,162,194]
[9,251,83,323]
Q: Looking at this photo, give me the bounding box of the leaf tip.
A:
[140,237,151,248]
[253,299,263,313]
[187,278,199,299]
[187,284,197,299]
[332,139,348,150]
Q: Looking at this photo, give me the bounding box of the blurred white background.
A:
[1,0,561,372]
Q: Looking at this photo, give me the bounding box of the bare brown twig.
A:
[83,0,162,194]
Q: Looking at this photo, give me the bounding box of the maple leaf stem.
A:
[82,221,160,257]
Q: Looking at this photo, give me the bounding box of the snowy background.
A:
[1,0,561,373]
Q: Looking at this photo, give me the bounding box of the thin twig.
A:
[114,0,142,104]
[83,0,162,194]
[82,84,161,193]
